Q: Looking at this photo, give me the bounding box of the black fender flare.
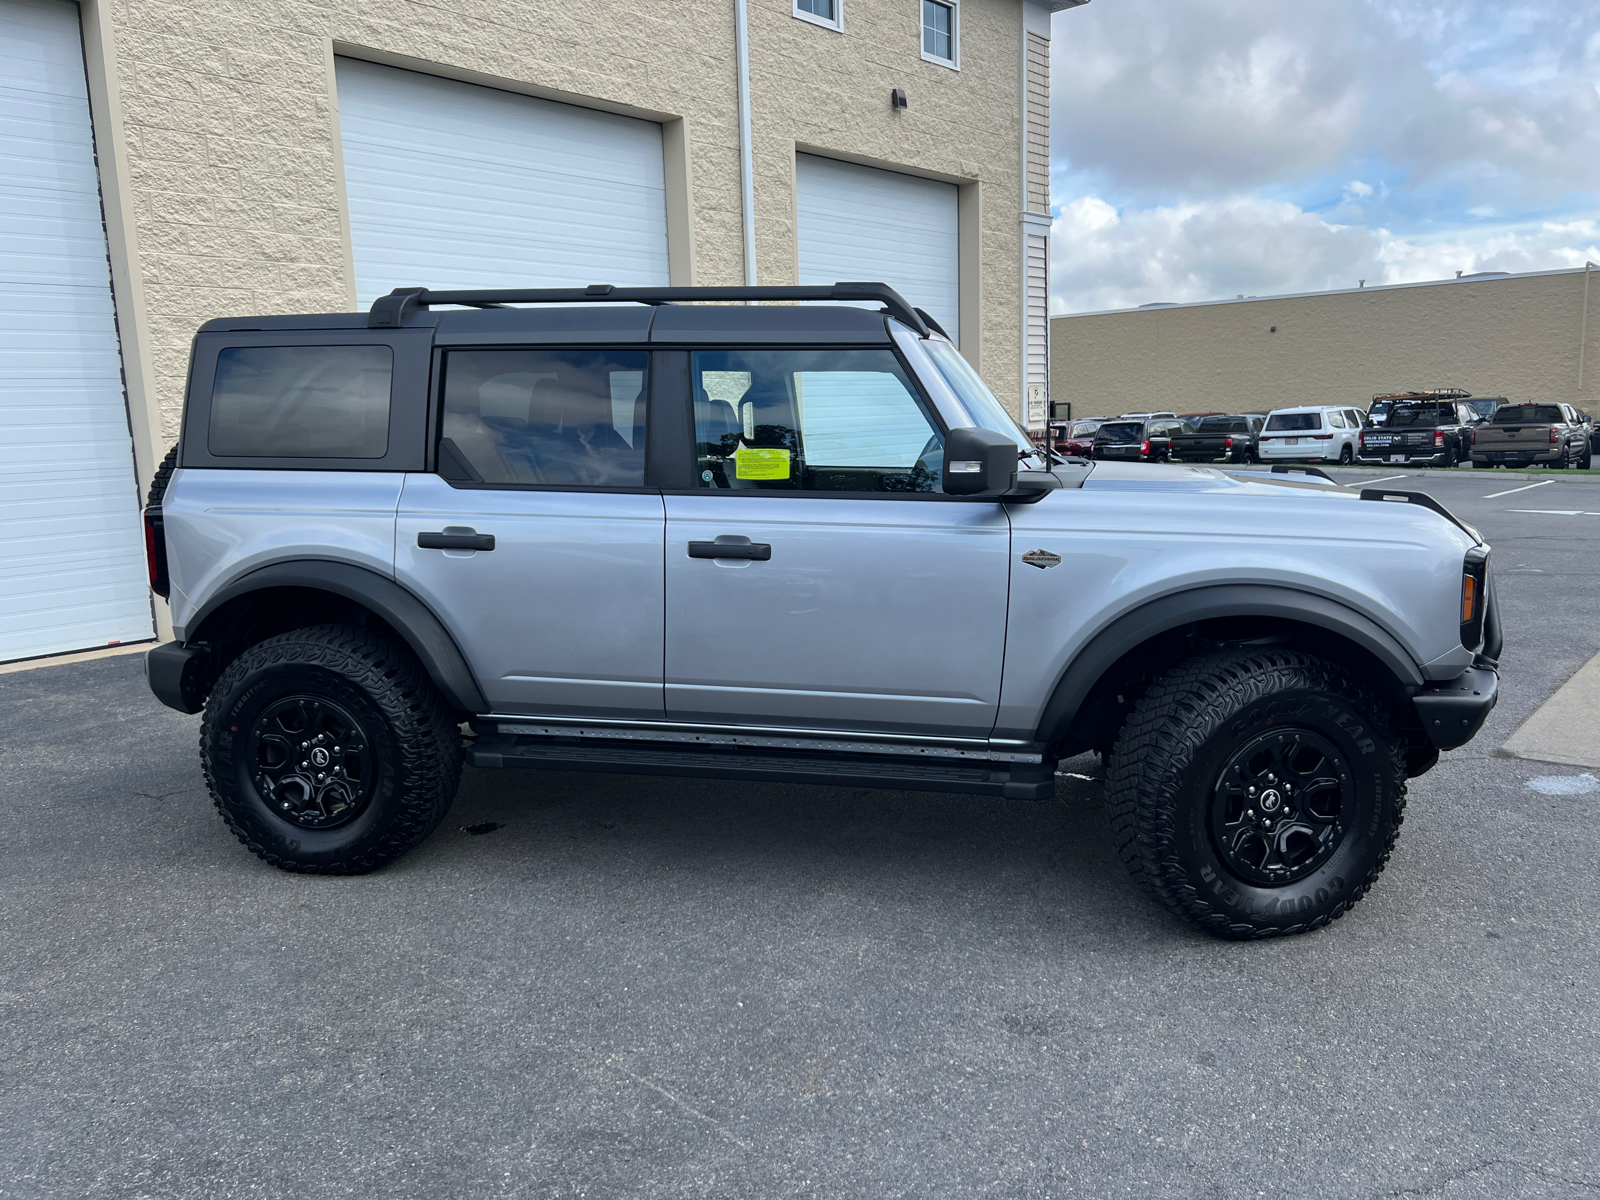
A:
[185,559,489,714]
[1033,584,1427,744]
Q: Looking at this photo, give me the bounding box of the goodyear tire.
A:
[200,625,463,873]
[1105,649,1407,940]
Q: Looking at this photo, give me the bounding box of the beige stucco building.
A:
[1049,266,1600,419]
[0,0,1083,661]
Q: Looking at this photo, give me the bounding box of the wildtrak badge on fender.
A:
[143,282,1501,939]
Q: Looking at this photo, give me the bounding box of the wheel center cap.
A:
[310,747,330,768]
[1259,788,1283,812]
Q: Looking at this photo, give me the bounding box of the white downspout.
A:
[734,0,758,288]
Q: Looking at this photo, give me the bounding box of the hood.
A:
[1082,460,1359,499]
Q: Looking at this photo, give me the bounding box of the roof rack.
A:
[368,282,931,337]
[1370,387,1472,402]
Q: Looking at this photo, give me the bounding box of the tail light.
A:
[1311,434,1333,440]
[1470,429,1476,445]
[1359,432,1367,446]
[1551,428,1561,443]
[144,507,170,598]
[1434,431,1445,448]
[1141,440,1151,455]
[1224,436,1234,450]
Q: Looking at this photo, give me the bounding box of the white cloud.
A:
[1346,180,1375,198]
[1050,0,1600,208]
[1051,195,1600,314]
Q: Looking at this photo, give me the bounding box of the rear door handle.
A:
[688,540,771,561]
[418,530,495,551]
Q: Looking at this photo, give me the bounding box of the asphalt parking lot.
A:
[3,467,1598,1199]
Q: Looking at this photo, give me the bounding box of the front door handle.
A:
[688,540,771,561]
[418,530,495,551]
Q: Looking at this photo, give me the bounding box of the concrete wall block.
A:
[130,126,211,165]
[118,94,234,139]
[126,159,243,199]
[142,190,217,227]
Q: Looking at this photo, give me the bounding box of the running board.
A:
[467,734,1056,800]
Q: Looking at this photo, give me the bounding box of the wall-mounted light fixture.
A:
[891,87,908,110]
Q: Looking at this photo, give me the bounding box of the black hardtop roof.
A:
[197,282,939,346]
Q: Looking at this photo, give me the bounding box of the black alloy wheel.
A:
[1210,730,1351,886]
[1338,444,1355,465]
[201,625,463,873]
[249,695,375,829]
[1105,648,1407,939]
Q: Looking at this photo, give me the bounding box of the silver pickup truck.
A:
[143,283,1500,940]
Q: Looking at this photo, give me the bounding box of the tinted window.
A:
[441,350,647,486]
[1265,412,1322,431]
[692,349,942,493]
[1327,411,1347,429]
[1389,404,1451,426]
[1096,422,1142,444]
[209,345,391,458]
[1493,405,1563,424]
[1196,416,1248,433]
[1069,420,1102,437]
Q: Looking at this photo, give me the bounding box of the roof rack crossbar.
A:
[367,282,931,336]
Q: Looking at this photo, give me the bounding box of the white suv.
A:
[1258,405,1366,465]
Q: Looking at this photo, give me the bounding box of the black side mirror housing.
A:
[943,427,1020,496]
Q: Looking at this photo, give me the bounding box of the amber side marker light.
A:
[1461,573,1478,624]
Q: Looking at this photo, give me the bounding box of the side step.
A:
[467,734,1056,800]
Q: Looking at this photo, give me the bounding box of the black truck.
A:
[1356,396,1483,467]
[1168,413,1265,464]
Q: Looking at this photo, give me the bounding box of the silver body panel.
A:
[662,494,1010,736]
[162,469,405,637]
[394,474,665,718]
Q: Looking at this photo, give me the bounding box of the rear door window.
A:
[439,349,648,487]
[208,345,392,458]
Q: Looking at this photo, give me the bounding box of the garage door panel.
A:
[796,154,960,345]
[0,0,153,662]
[336,58,671,308]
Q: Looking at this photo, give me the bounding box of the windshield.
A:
[1196,416,1248,433]
[922,339,1032,450]
[1096,422,1143,444]
[1493,405,1563,423]
[1389,404,1453,427]
[1265,412,1322,431]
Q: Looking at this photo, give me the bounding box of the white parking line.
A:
[1507,509,1596,516]
[1483,479,1554,499]
[1361,474,1413,485]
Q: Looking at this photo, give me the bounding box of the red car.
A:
[1056,418,1103,457]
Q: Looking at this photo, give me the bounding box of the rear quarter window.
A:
[209,345,392,458]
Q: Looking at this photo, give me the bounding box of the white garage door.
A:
[0,0,153,663]
[335,59,671,308]
[796,154,960,345]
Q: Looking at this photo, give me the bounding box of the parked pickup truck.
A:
[1169,414,1264,464]
[1470,403,1593,469]
[1357,398,1481,467]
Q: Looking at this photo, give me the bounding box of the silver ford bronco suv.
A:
[144,283,1501,939]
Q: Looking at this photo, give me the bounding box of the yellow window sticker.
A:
[733,447,791,480]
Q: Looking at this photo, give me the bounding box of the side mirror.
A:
[943,427,1019,496]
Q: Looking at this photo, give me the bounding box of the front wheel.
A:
[200,625,464,873]
[1105,649,1407,939]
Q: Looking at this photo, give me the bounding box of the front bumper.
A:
[1412,667,1498,750]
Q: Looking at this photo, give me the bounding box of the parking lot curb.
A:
[1497,647,1600,770]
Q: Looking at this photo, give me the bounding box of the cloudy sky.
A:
[1047,0,1600,313]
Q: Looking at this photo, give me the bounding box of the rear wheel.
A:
[1338,444,1354,465]
[1105,649,1407,939]
[1582,446,1594,470]
[200,625,463,873]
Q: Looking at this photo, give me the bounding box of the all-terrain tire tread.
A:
[199,624,463,874]
[1104,648,1408,940]
[146,444,179,508]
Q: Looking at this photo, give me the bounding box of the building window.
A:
[794,0,842,32]
[922,0,957,66]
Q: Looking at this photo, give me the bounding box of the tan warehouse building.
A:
[1049,266,1600,420]
[1,0,1084,661]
